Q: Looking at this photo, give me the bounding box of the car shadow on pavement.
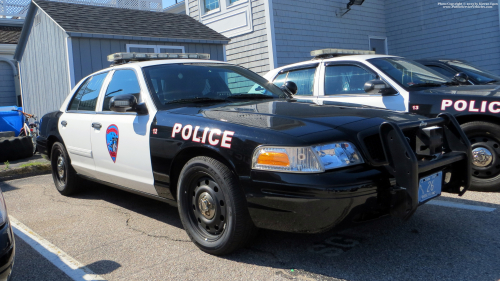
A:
[13,176,497,281]
[61,180,500,281]
[224,197,500,281]
[71,180,184,230]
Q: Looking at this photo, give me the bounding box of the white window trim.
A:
[368,36,388,55]
[126,44,185,53]
[197,0,253,38]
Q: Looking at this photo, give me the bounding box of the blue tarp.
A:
[0,106,23,136]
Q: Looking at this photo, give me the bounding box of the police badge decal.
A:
[106,124,119,163]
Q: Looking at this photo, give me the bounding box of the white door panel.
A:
[58,113,95,177]
[91,114,156,194]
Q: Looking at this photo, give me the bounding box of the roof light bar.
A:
[311,48,375,59]
[107,52,211,63]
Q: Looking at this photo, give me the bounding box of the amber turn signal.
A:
[256,152,290,167]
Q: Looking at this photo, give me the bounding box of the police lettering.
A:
[441,99,500,113]
[172,123,234,149]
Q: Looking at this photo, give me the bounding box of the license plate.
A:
[418,172,442,203]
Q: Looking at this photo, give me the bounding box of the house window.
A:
[229,0,239,4]
[204,0,219,12]
[126,44,185,53]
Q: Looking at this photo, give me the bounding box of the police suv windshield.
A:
[143,63,285,105]
[446,60,500,83]
[368,58,451,89]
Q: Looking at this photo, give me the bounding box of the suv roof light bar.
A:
[107,52,211,65]
[311,48,375,59]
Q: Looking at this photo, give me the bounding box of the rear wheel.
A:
[50,142,81,196]
[462,121,500,192]
[177,156,257,255]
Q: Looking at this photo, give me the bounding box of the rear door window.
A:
[68,72,108,111]
[272,67,316,96]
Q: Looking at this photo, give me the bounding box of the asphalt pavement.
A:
[1,174,499,281]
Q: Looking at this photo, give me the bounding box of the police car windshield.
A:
[446,61,500,83]
[143,63,285,105]
[368,58,451,89]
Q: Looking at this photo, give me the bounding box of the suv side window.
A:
[273,68,316,96]
[103,70,141,111]
[68,72,108,111]
[325,65,376,95]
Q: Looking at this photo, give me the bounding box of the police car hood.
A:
[169,99,425,137]
[412,84,500,96]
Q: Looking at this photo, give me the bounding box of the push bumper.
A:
[245,113,471,233]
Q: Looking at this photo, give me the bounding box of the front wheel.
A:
[177,156,257,255]
[462,121,500,192]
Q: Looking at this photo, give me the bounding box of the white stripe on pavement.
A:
[9,216,106,281]
[426,200,496,212]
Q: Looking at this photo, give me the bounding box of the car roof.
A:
[272,54,399,71]
[89,59,231,75]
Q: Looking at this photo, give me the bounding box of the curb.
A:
[0,164,51,181]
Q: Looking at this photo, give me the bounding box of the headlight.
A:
[311,142,364,170]
[252,142,364,173]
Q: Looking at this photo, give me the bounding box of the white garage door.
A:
[0,61,16,106]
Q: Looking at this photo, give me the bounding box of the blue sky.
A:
[163,0,182,8]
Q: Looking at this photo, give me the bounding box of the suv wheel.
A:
[177,156,257,255]
[462,121,500,192]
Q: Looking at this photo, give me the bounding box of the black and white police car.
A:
[265,49,500,191]
[38,52,470,255]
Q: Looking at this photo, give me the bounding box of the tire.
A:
[462,121,500,192]
[50,142,81,196]
[177,156,257,255]
[0,137,33,162]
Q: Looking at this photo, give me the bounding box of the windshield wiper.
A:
[166,97,228,104]
[408,83,443,88]
[226,94,275,99]
[486,80,498,84]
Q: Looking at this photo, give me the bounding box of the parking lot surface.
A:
[1,174,499,281]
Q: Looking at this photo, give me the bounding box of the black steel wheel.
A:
[462,121,500,192]
[50,142,81,196]
[177,156,257,255]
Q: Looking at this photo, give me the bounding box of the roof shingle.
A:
[0,26,22,44]
[34,0,229,42]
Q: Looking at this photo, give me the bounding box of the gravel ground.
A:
[1,175,499,281]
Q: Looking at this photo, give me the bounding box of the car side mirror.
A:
[109,94,148,115]
[453,72,469,84]
[280,81,298,96]
[364,79,397,96]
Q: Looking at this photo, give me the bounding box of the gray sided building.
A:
[184,0,500,75]
[14,0,229,118]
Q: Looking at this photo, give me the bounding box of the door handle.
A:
[61,120,67,126]
[92,122,102,129]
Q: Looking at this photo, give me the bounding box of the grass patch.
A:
[18,162,46,168]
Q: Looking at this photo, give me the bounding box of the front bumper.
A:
[245,165,391,233]
[244,113,471,233]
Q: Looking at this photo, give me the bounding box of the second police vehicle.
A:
[37,52,471,255]
[265,49,500,191]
